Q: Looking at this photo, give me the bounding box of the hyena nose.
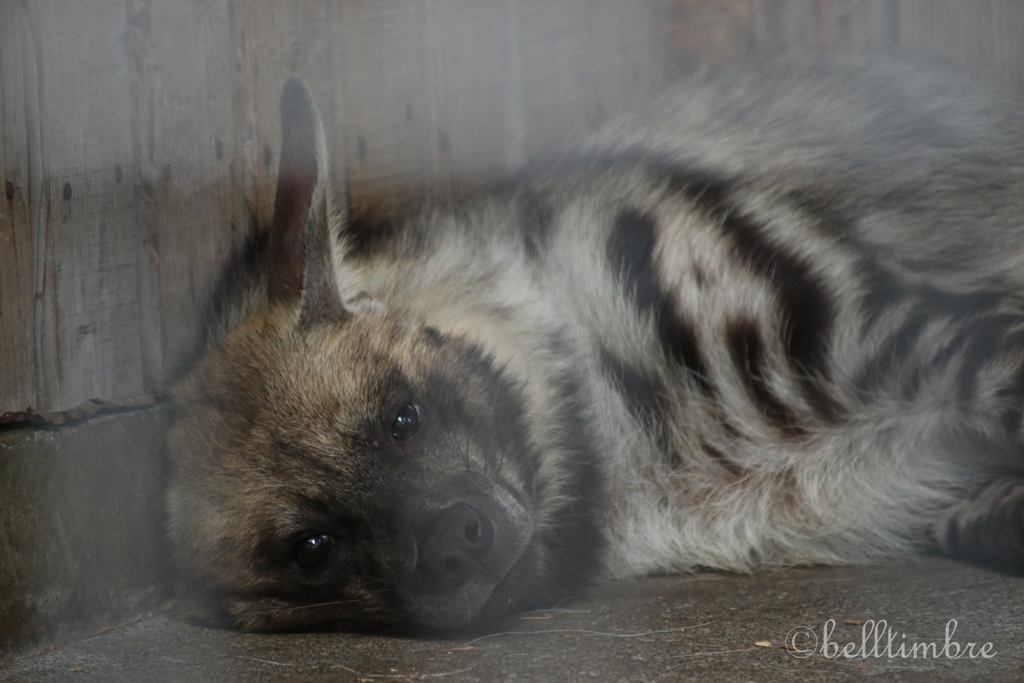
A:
[417,503,495,589]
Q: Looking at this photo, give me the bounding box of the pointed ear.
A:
[268,76,347,324]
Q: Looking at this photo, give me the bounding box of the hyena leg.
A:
[919,311,1024,571]
[932,477,1024,573]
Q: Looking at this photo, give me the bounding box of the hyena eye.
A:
[292,533,334,569]
[391,403,420,442]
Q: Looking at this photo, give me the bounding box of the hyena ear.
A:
[268,76,348,325]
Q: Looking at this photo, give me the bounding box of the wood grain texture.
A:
[25,1,145,411]
[897,0,1024,89]
[519,0,663,160]
[664,0,756,77]
[749,0,896,52]
[0,5,35,412]
[229,0,339,230]
[125,0,239,383]
[748,0,1024,86]
[419,0,513,195]
[336,0,434,206]
[339,0,664,207]
[4,0,1024,414]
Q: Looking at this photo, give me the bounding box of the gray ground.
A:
[2,557,1022,683]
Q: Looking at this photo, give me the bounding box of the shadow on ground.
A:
[2,557,1022,682]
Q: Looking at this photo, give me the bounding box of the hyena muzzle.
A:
[166,55,1024,633]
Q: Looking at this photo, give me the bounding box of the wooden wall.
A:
[0,0,664,415]
[2,0,1024,416]
[663,0,1024,87]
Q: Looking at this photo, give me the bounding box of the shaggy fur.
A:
[167,55,1024,632]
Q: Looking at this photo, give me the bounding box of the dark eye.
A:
[292,533,334,569]
[391,403,420,442]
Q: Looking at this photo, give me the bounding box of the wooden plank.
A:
[421,0,515,194]
[986,0,1024,90]
[750,0,811,53]
[580,1,665,120]
[518,0,600,157]
[28,1,145,410]
[336,0,434,207]
[339,0,664,206]
[0,5,36,413]
[813,0,898,48]
[228,0,339,230]
[125,0,238,381]
[337,0,552,205]
[897,0,1024,89]
[664,0,756,78]
[898,1,974,66]
[518,0,664,160]
[859,0,900,49]
[750,0,900,53]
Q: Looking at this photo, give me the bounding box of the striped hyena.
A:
[166,55,1024,632]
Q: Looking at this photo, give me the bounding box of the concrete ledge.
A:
[0,406,171,658]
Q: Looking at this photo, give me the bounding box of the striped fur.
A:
[167,56,1024,632]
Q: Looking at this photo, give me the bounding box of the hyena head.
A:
[166,79,597,632]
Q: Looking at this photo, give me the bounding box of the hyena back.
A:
[167,56,1024,632]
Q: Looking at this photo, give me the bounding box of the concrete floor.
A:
[2,557,1022,683]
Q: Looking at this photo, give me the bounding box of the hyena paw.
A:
[932,477,1024,573]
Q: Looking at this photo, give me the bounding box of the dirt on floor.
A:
[2,556,1022,683]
